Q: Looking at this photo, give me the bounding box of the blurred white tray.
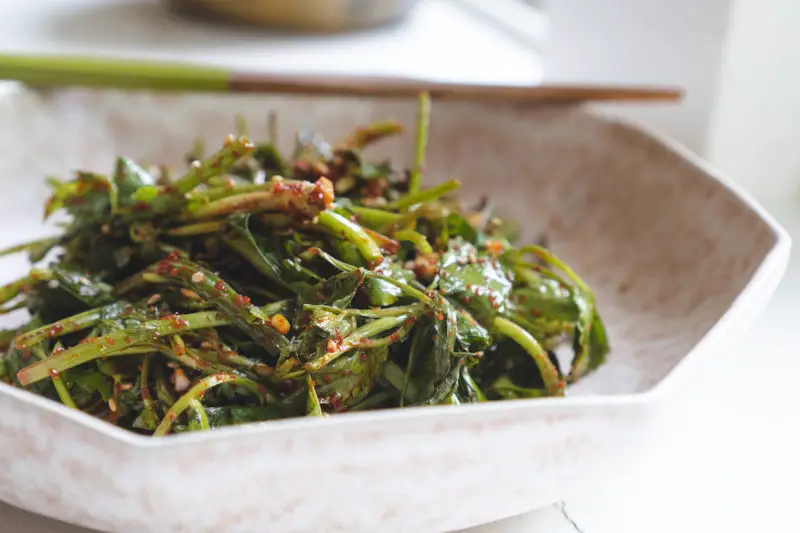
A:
[0,0,544,85]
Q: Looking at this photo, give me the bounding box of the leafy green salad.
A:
[0,94,608,436]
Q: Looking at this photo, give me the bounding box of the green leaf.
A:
[438,239,513,322]
[204,405,291,427]
[313,346,389,410]
[363,259,416,307]
[69,368,114,402]
[306,375,324,416]
[225,213,316,296]
[446,212,478,244]
[50,266,115,308]
[402,298,456,404]
[112,157,155,209]
[453,307,492,353]
[421,359,463,405]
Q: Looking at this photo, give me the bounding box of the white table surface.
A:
[1,1,798,532]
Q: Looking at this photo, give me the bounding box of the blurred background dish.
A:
[166,0,423,32]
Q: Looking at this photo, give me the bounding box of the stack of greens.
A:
[0,95,608,436]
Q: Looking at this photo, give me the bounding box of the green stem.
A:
[518,245,590,292]
[145,258,290,356]
[349,390,390,411]
[0,269,53,306]
[0,302,25,315]
[493,316,563,396]
[303,303,424,318]
[175,136,255,194]
[187,399,210,431]
[338,120,405,150]
[140,354,156,408]
[393,229,433,254]
[303,315,411,372]
[313,248,433,305]
[0,235,60,258]
[153,373,268,436]
[187,182,265,203]
[16,310,231,385]
[156,372,176,407]
[306,375,323,417]
[50,370,77,409]
[185,177,332,219]
[347,205,403,230]
[317,210,383,265]
[384,179,460,211]
[408,92,431,195]
[166,220,226,237]
[13,302,131,349]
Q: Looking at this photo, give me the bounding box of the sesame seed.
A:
[146,293,161,305]
[173,368,190,392]
[191,272,206,283]
[108,398,118,412]
[180,288,202,301]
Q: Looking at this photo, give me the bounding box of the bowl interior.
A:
[0,88,780,396]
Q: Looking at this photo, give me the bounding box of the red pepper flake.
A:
[48,324,64,337]
[272,180,288,193]
[80,337,98,345]
[104,336,116,346]
[233,294,251,307]
[156,260,171,274]
[436,312,444,321]
[359,352,368,361]
[214,280,226,292]
[329,393,342,410]
[167,251,180,261]
[49,368,59,378]
[169,314,189,330]
[169,268,179,277]
[322,374,331,383]
[485,240,504,257]
[124,336,133,344]
[53,346,65,354]
[133,201,149,212]
[390,331,401,342]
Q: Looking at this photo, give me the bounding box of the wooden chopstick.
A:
[0,54,683,104]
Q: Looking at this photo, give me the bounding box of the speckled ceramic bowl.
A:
[0,86,789,533]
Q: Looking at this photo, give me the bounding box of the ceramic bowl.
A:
[0,86,789,533]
